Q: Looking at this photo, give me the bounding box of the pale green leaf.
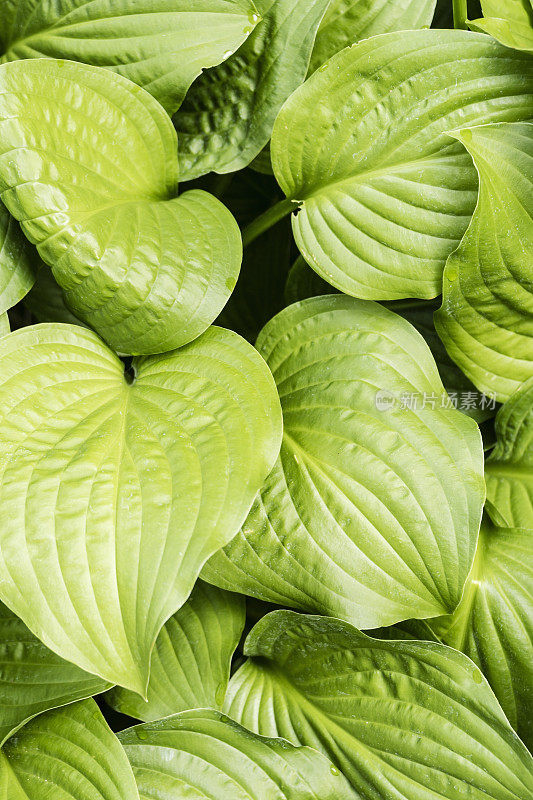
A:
[431,517,533,750]
[0,313,8,336]
[486,377,533,528]
[0,203,38,314]
[0,699,139,800]
[435,123,533,402]
[203,295,485,628]
[174,0,330,181]
[118,708,356,799]
[0,323,282,692]
[0,58,242,355]
[224,611,533,800]
[310,0,437,72]
[0,603,108,746]
[0,0,260,114]
[271,30,533,300]
[470,0,533,53]
[106,581,245,721]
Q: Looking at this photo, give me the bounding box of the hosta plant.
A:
[0,2,531,799]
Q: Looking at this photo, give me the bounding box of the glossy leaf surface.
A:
[432,517,533,750]
[0,699,139,800]
[225,611,533,800]
[106,582,245,721]
[0,203,38,314]
[435,123,533,402]
[0,323,282,692]
[470,0,533,53]
[0,58,242,355]
[271,31,533,300]
[0,0,260,113]
[204,295,485,628]
[119,709,356,799]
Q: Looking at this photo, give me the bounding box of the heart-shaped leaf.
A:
[435,123,533,402]
[485,378,533,528]
[224,611,533,800]
[0,203,38,314]
[309,0,437,72]
[174,0,330,181]
[118,708,356,799]
[203,295,485,629]
[0,603,108,746]
[469,0,533,53]
[106,581,245,722]
[0,323,282,692]
[0,58,242,355]
[270,30,533,300]
[0,699,139,800]
[431,517,533,750]
[0,0,260,114]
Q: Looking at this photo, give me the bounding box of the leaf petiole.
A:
[242,197,297,247]
[453,0,469,29]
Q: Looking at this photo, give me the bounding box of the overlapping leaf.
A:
[0,58,242,355]
[0,203,38,314]
[270,30,533,300]
[0,323,282,692]
[485,378,533,528]
[470,0,533,53]
[309,0,436,72]
[0,699,139,800]
[435,123,533,402]
[24,268,85,327]
[432,517,533,750]
[119,708,356,799]
[0,603,108,746]
[174,0,330,181]
[224,611,533,800]
[203,295,485,628]
[106,582,245,721]
[0,0,260,114]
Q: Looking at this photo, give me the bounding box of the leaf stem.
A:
[452,0,469,29]
[242,198,296,247]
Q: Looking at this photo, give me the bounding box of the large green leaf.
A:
[309,0,436,72]
[224,611,533,800]
[486,378,533,528]
[0,203,38,314]
[0,323,282,692]
[119,708,356,799]
[270,30,533,301]
[0,58,242,355]
[106,581,245,721]
[470,0,533,53]
[0,603,108,746]
[203,295,485,628]
[435,123,533,403]
[174,0,330,181]
[431,517,533,750]
[0,313,8,336]
[0,699,139,800]
[0,0,260,114]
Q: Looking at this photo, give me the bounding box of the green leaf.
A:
[0,323,282,693]
[224,611,533,800]
[203,295,485,628]
[0,0,260,114]
[470,0,533,53]
[0,58,242,355]
[284,255,335,305]
[0,699,139,800]
[0,603,108,746]
[310,0,437,72]
[431,517,533,750]
[485,378,533,528]
[24,268,86,328]
[174,0,330,181]
[0,203,38,314]
[106,581,245,722]
[435,122,533,403]
[118,708,356,799]
[270,30,533,300]
[0,312,8,337]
